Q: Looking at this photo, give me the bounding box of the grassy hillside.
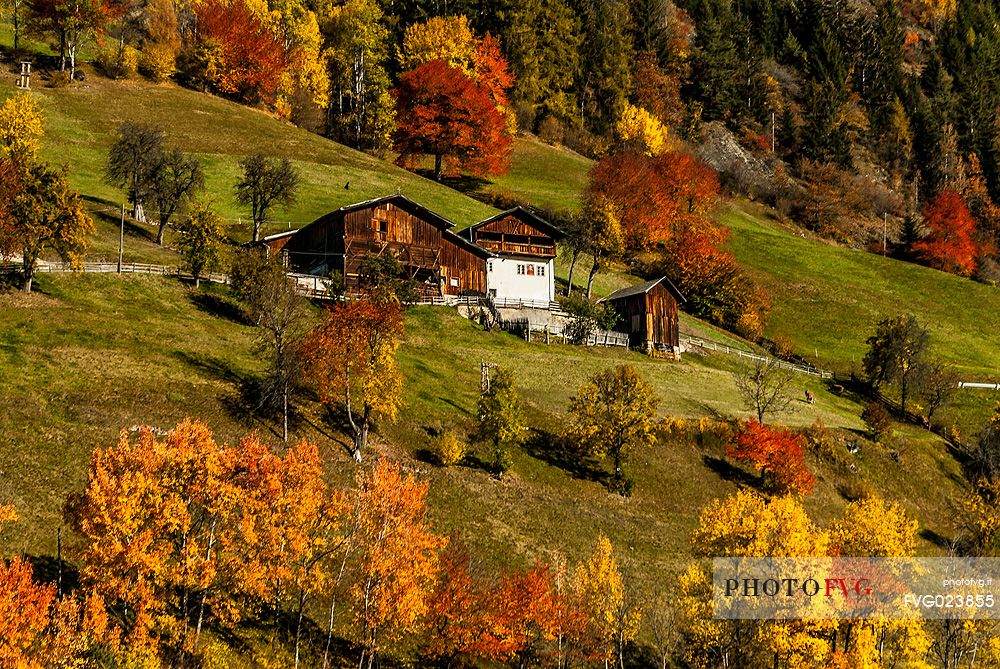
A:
[7,76,496,244]
[0,274,965,581]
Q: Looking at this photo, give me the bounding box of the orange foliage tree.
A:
[193,0,287,103]
[302,299,404,461]
[71,418,342,660]
[350,459,444,669]
[913,189,980,277]
[394,59,512,181]
[726,420,815,495]
[0,557,55,668]
[423,541,574,665]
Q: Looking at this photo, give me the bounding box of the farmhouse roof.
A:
[466,206,565,240]
[335,193,459,230]
[602,277,686,303]
[444,229,494,258]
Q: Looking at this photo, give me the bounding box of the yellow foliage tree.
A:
[615,103,673,156]
[0,92,43,166]
[399,15,477,75]
[573,534,641,669]
[831,495,917,557]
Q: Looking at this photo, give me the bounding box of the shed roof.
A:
[443,229,494,258]
[602,277,686,303]
[335,193,458,230]
[466,206,565,240]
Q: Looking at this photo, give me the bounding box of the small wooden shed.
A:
[602,277,685,355]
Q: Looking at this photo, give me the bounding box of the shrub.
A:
[558,294,618,345]
[432,431,466,467]
[861,401,891,442]
[537,115,564,145]
[492,445,513,477]
[47,70,71,88]
[772,334,796,360]
[837,478,876,502]
[803,418,850,468]
[97,44,139,79]
[139,44,177,82]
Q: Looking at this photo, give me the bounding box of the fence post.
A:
[118,204,125,274]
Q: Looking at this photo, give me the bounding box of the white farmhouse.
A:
[464,207,564,303]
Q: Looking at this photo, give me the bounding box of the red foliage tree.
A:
[727,420,815,495]
[394,59,512,181]
[194,0,286,103]
[913,190,980,277]
[585,150,720,251]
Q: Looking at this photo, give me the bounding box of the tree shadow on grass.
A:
[411,168,490,198]
[522,428,609,484]
[188,291,252,326]
[702,455,763,490]
[919,528,954,551]
[27,553,80,595]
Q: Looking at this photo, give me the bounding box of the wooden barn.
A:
[602,277,685,355]
[464,207,564,302]
[262,194,491,298]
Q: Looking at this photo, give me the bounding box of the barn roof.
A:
[335,193,458,230]
[602,277,686,303]
[443,229,494,258]
[466,206,565,240]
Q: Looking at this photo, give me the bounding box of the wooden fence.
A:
[679,333,833,378]
[958,381,1000,390]
[500,317,630,348]
[0,260,229,284]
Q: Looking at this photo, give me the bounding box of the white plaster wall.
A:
[486,256,554,302]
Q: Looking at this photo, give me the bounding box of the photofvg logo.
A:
[712,557,1000,620]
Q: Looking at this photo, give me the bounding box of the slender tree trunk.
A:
[283,378,289,443]
[157,220,167,245]
[434,154,443,181]
[294,590,306,669]
[22,254,34,293]
[12,1,19,53]
[586,257,601,299]
[59,28,66,71]
[566,247,581,295]
[346,380,362,461]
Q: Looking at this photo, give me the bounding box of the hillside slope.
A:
[0,274,964,587]
[10,76,495,240]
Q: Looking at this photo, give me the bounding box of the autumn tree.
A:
[916,360,958,425]
[321,0,395,150]
[303,300,404,461]
[26,0,103,77]
[733,357,795,423]
[477,365,523,477]
[573,534,640,669]
[176,201,225,288]
[394,60,512,181]
[0,556,55,668]
[831,495,917,557]
[580,194,625,298]
[2,162,94,292]
[0,92,43,167]
[149,148,205,245]
[104,122,166,221]
[863,313,928,413]
[350,459,443,669]
[230,250,309,442]
[189,0,287,103]
[568,364,658,494]
[726,420,815,495]
[615,102,671,156]
[913,190,980,276]
[234,153,299,242]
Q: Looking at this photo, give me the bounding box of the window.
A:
[517,264,525,275]
[450,278,459,287]
[538,265,545,276]
[527,265,535,276]
[488,261,493,272]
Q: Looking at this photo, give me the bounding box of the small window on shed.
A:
[450,278,459,287]
[379,219,388,235]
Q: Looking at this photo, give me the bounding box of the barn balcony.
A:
[475,238,557,257]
